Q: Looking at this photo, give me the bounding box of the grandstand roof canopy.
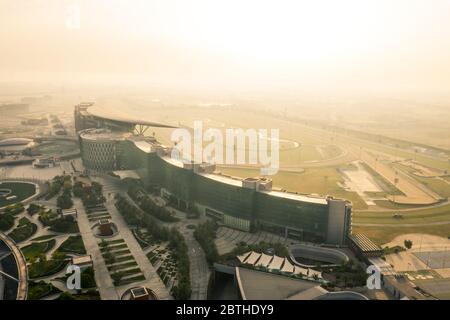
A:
[87,105,178,128]
[349,233,381,253]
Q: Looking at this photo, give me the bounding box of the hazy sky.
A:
[2,0,450,93]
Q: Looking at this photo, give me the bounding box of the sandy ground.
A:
[341,161,383,206]
[359,150,440,205]
[383,234,450,275]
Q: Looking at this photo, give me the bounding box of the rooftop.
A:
[236,267,322,300]
[87,105,178,128]
[72,255,93,266]
[263,189,328,205]
[79,128,130,141]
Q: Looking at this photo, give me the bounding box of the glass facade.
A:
[80,137,350,244]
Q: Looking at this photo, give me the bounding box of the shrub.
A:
[57,194,73,209]
[194,221,219,264]
[0,214,14,231]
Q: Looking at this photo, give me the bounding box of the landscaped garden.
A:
[114,194,191,298]
[38,208,79,233]
[7,217,38,243]
[98,238,145,287]
[55,235,86,255]
[21,239,56,261]
[57,289,101,300]
[27,281,62,300]
[0,181,36,207]
[194,221,219,264]
[0,212,15,231]
[28,256,69,279]
[127,184,179,222]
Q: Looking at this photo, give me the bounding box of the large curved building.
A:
[76,104,352,245]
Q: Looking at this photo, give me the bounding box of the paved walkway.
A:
[179,224,210,300]
[74,198,118,300]
[124,189,211,300]
[104,197,171,299]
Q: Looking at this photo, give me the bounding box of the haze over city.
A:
[1,0,450,305]
[2,0,450,94]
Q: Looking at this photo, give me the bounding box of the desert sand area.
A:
[382,233,450,299]
[384,234,450,253]
[358,149,442,205]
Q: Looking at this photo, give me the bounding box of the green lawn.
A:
[48,217,80,233]
[219,165,368,210]
[107,261,138,272]
[31,235,56,241]
[27,281,62,300]
[56,235,86,255]
[21,239,56,261]
[392,163,450,198]
[0,182,36,208]
[0,213,15,232]
[7,217,38,243]
[354,202,450,225]
[28,259,69,279]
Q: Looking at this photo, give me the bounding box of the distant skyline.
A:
[2,0,450,94]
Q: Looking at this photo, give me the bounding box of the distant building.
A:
[32,157,56,168]
[0,103,29,115]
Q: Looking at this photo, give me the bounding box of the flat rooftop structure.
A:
[159,155,332,205]
[79,128,130,141]
[236,267,322,300]
[262,190,328,205]
[72,255,93,267]
[61,208,77,217]
[201,172,244,187]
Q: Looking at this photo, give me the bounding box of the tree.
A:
[57,194,73,209]
[404,240,413,250]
